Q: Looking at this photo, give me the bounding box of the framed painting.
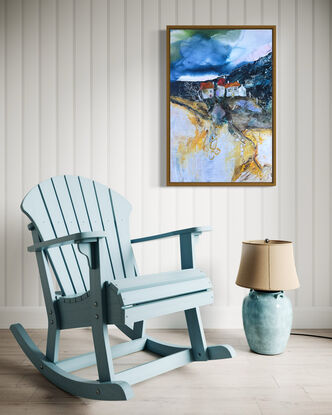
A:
[167,26,276,186]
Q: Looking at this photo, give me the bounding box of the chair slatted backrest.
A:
[21,175,137,296]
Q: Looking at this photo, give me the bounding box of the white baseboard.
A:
[1,306,332,329]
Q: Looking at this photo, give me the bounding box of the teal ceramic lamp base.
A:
[242,290,293,355]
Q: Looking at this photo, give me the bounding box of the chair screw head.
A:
[95,314,99,319]
[50,320,54,325]
[93,301,98,307]
[49,310,53,315]
[96,388,100,395]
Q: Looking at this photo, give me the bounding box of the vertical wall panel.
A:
[22,0,40,306]
[91,0,108,183]
[5,0,23,306]
[74,0,91,178]
[0,0,5,306]
[57,0,74,174]
[109,0,126,193]
[313,0,330,306]
[296,0,313,307]
[0,0,331,327]
[40,0,57,181]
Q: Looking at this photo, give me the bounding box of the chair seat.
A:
[109,268,211,305]
[107,269,213,325]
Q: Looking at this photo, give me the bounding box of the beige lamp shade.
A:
[236,240,300,291]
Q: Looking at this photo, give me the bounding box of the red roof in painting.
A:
[225,81,240,88]
[217,78,226,86]
[200,82,214,90]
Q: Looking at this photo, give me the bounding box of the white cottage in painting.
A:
[225,81,247,97]
[200,82,214,99]
[238,84,247,97]
[215,77,226,98]
[225,81,240,97]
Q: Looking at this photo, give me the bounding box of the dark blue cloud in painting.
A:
[170,30,272,82]
[171,34,232,82]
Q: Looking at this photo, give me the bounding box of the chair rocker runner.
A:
[10,175,235,400]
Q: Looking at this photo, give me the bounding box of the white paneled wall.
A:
[0,0,331,328]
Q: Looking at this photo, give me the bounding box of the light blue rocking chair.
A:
[10,175,235,400]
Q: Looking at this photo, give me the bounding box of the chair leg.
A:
[92,323,115,382]
[116,321,146,340]
[133,321,145,338]
[185,307,236,361]
[185,307,208,361]
[46,324,60,362]
[180,234,207,360]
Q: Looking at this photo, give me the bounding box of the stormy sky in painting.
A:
[170,29,272,81]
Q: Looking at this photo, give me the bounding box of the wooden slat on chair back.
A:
[21,176,137,296]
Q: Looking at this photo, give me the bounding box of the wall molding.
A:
[1,306,332,329]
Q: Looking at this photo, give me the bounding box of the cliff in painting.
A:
[169,28,274,183]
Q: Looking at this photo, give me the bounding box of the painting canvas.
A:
[167,26,276,186]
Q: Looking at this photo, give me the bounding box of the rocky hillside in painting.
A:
[227,52,273,108]
[221,97,271,131]
[171,94,271,132]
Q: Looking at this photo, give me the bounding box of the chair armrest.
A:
[131,226,211,244]
[28,231,107,252]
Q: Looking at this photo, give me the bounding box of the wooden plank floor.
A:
[1,328,332,414]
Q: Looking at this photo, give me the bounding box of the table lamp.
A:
[236,239,300,355]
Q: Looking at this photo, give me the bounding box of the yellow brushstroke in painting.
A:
[243,128,267,145]
[177,112,208,163]
[208,136,221,160]
[231,128,271,181]
[224,125,255,181]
